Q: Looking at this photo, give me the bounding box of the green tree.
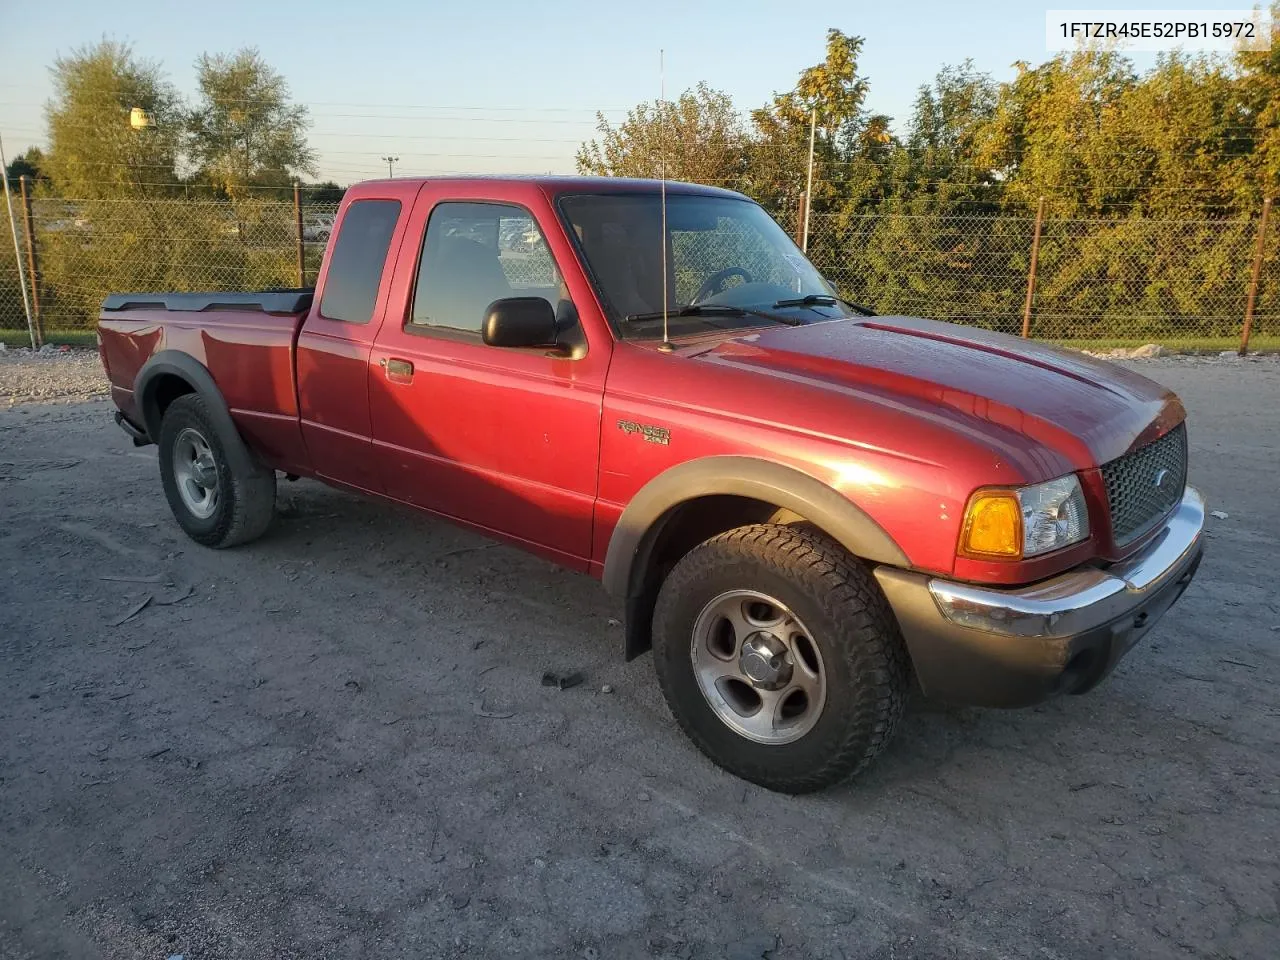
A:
[5,147,47,189]
[304,180,345,205]
[899,61,999,203]
[187,48,316,200]
[1230,2,1280,202]
[747,29,891,218]
[960,46,1275,338]
[35,45,307,329]
[36,42,189,330]
[1231,6,1280,327]
[855,63,1019,327]
[576,82,750,188]
[43,40,184,198]
[973,50,1141,217]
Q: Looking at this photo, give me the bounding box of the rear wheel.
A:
[157,394,275,548]
[653,523,910,793]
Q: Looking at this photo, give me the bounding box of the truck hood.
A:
[689,315,1184,471]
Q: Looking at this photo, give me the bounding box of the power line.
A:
[0,92,631,111]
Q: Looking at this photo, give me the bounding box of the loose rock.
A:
[542,670,584,690]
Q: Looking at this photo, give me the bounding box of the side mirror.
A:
[482,297,557,348]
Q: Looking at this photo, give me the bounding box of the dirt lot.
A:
[1,352,1276,960]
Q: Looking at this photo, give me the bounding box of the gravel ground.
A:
[0,355,1277,959]
[0,347,109,407]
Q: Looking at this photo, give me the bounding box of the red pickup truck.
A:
[98,176,1204,792]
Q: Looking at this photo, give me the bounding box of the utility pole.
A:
[0,132,36,350]
[382,156,399,178]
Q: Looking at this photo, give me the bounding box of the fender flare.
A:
[134,350,256,476]
[602,456,909,658]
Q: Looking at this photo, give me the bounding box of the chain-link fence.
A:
[800,206,1277,346]
[1,194,1276,348]
[0,194,338,343]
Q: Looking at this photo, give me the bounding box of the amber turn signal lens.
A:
[959,491,1023,559]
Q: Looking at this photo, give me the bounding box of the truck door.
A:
[296,184,417,492]
[367,186,608,569]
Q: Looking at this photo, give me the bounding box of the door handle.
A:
[381,357,414,382]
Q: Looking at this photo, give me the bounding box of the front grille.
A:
[1101,423,1188,546]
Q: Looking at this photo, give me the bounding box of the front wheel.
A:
[157,394,276,548]
[652,524,910,793]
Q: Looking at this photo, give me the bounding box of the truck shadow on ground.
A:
[253,476,1232,811]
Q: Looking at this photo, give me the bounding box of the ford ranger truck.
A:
[97,176,1205,793]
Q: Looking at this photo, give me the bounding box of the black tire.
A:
[157,393,276,548]
[652,523,910,793]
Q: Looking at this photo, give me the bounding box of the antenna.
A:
[658,48,673,353]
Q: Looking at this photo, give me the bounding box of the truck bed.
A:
[98,290,314,476]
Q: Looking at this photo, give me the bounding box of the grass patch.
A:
[0,328,98,348]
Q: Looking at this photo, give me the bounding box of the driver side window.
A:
[411,202,565,335]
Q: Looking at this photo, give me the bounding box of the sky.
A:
[0,0,1252,184]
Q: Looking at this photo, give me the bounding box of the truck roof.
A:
[344,175,750,202]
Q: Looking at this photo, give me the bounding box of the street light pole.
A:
[382,156,399,178]
[802,108,816,253]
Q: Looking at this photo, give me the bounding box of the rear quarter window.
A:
[319,199,402,323]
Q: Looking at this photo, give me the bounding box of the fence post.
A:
[1240,196,1272,356]
[1021,196,1045,339]
[293,181,306,289]
[794,192,808,249]
[19,175,41,347]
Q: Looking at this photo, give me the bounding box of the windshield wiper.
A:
[773,293,876,316]
[624,304,748,322]
[624,303,803,327]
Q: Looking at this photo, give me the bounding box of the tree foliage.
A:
[304,181,345,205]
[16,42,318,331]
[576,83,750,188]
[574,15,1280,337]
[7,16,1280,338]
[187,48,316,200]
[43,40,184,199]
[5,147,48,189]
[580,13,1280,223]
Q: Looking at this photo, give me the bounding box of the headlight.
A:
[959,475,1089,560]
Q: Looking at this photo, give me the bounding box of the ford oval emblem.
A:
[1153,468,1170,489]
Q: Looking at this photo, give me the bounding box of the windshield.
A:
[559,193,839,339]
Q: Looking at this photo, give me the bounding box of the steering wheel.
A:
[692,266,753,304]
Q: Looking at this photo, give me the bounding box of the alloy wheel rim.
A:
[172,427,219,519]
[690,589,827,744]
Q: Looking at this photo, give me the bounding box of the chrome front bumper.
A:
[875,487,1205,707]
[930,487,1205,639]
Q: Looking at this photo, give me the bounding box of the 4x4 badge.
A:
[617,419,671,446]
